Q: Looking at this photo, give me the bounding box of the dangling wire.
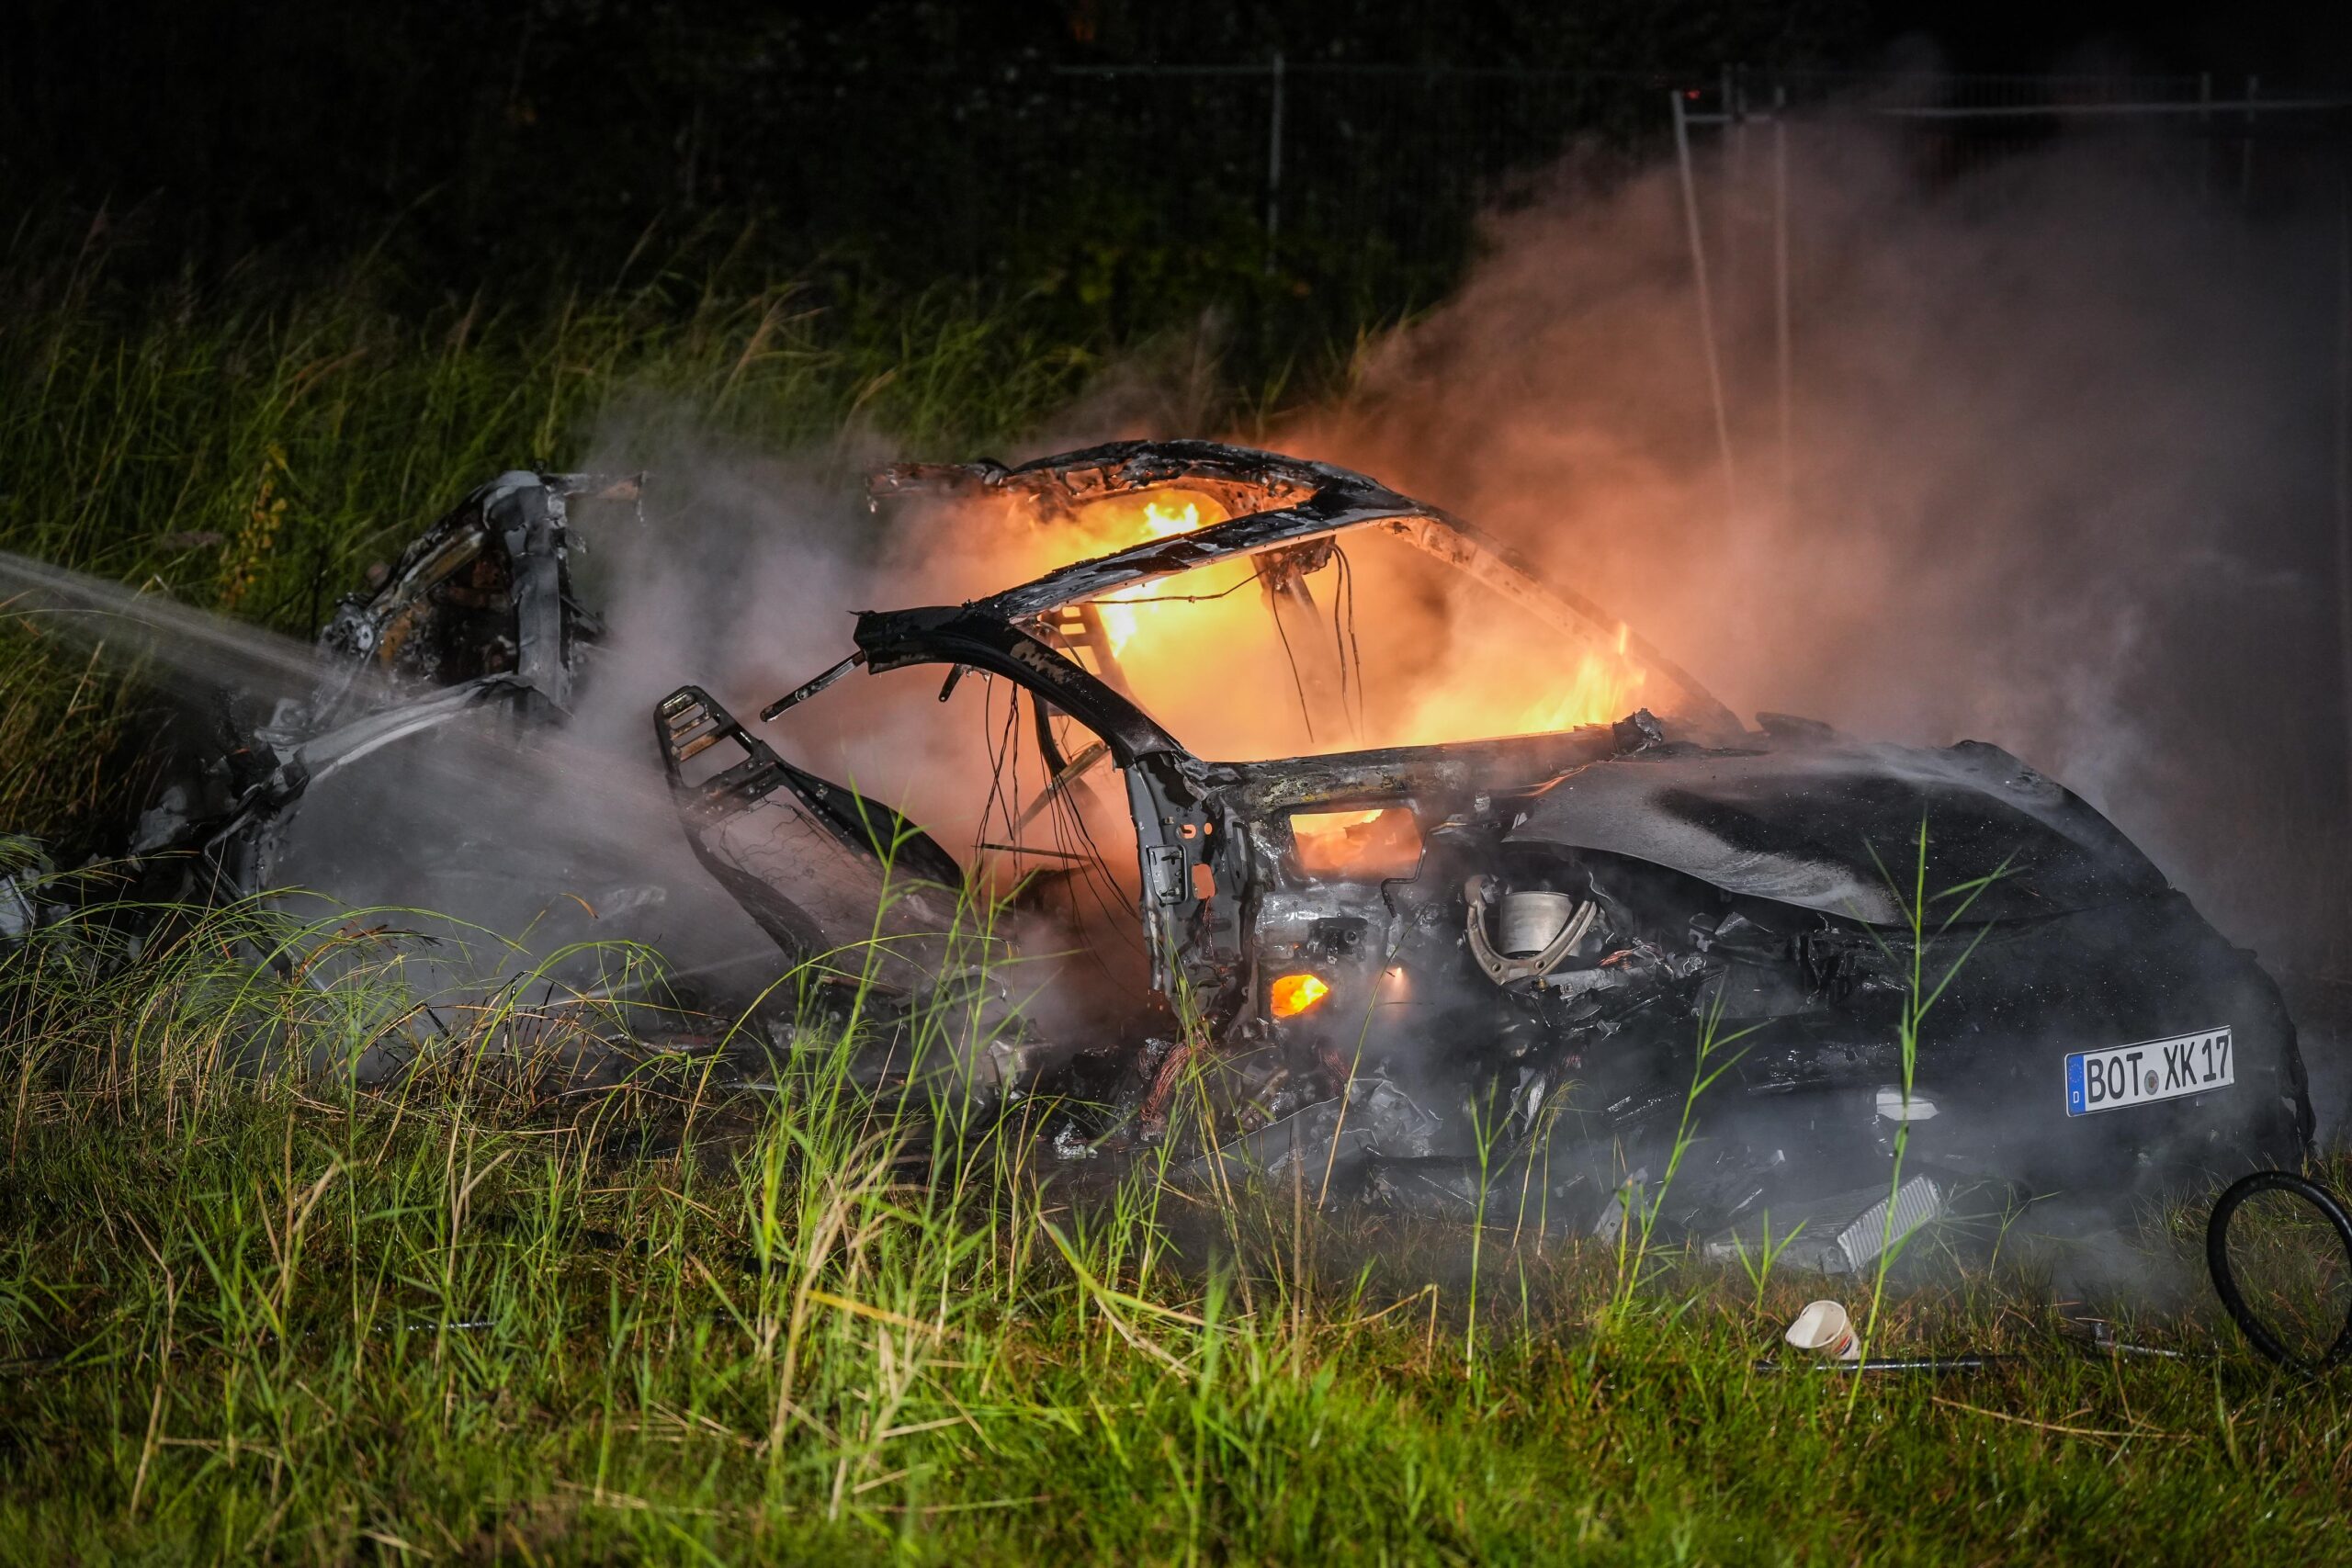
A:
[1021,703,1144,968]
[1258,560,1319,746]
[1048,765,1147,961]
[978,676,1140,968]
[974,673,1024,866]
[1329,543,1367,740]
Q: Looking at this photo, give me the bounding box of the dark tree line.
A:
[5,3,1854,279]
[9,1,2329,333]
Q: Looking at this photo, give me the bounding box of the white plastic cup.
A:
[1785,1299,1860,1361]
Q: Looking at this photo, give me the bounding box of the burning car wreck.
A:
[9,441,2311,1265]
[649,440,2315,1265]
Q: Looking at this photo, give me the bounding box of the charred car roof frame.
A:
[768,439,1738,750]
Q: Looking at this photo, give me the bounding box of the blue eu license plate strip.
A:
[2064,1027,2232,1116]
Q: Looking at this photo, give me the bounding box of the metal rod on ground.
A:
[1773,80,1792,522]
[1754,1356,1998,1375]
[1672,87,1740,522]
[1264,50,1285,273]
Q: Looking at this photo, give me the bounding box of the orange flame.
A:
[1510,625,1646,735]
[1097,499,1205,655]
[1056,491,1652,763]
[1270,972,1330,1018]
[1292,807,1423,879]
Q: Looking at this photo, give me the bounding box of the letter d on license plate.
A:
[2065,1027,2232,1116]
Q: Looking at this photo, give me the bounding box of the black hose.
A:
[1752,1355,2001,1374]
[2205,1168,2352,1372]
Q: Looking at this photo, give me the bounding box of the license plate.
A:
[2064,1027,2232,1116]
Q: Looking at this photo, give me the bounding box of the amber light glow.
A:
[1269,972,1331,1019]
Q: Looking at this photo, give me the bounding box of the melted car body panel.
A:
[1505,738,2167,925]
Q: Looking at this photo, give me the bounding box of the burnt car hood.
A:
[1504,735,2168,925]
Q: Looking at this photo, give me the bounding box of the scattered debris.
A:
[126,468,629,913]
[1784,1299,1860,1360]
[0,838,62,950]
[1802,1177,1949,1275]
[1178,1077,1440,1191]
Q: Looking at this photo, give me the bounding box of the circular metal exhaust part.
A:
[1464,875,1596,987]
[1497,890,1577,957]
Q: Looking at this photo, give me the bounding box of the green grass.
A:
[0,886,2347,1564]
[2,234,2350,1564]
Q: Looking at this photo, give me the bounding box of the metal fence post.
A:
[1724,63,1744,397]
[1773,81,1792,520]
[2199,71,2212,200]
[2337,169,2352,820]
[1265,51,1285,272]
[1672,87,1739,522]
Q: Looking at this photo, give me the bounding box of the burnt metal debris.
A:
[7,443,2316,1266]
[0,470,711,1081]
[127,469,627,907]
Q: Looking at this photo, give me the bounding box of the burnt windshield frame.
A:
[845,608,1182,768]
[757,440,1736,777]
[865,441,1737,740]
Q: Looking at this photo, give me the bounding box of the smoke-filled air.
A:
[1290,129,2346,971]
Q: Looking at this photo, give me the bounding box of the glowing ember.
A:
[1269,972,1330,1019]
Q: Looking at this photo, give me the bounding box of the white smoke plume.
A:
[1282,122,2346,973]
